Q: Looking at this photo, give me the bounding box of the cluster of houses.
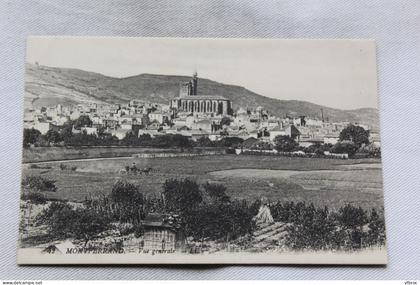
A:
[23,72,381,148]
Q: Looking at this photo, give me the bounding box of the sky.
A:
[26,37,379,110]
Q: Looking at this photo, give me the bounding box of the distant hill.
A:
[25,63,379,130]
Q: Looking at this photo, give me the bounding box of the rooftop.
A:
[174,95,228,100]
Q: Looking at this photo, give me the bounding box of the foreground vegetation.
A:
[21,176,385,252]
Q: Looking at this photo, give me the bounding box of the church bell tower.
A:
[192,71,198,95]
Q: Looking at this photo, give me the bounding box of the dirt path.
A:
[209,168,342,179]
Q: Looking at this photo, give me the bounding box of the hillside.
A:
[24,63,379,129]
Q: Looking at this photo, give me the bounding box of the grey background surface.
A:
[0,0,419,280]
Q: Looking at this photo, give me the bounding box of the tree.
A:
[21,176,57,205]
[23,128,41,147]
[73,115,93,129]
[60,122,74,143]
[110,180,143,205]
[36,202,110,246]
[218,137,244,147]
[195,137,214,147]
[359,144,381,158]
[163,178,202,214]
[65,133,98,146]
[121,132,140,146]
[339,124,369,147]
[109,180,144,224]
[20,176,58,231]
[72,207,111,246]
[35,202,75,238]
[45,129,62,144]
[366,208,386,246]
[331,142,359,157]
[98,133,119,146]
[273,135,298,152]
[283,203,336,250]
[22,176,57,194]
[337,204,367,229]
[138,133,152,144]
[171,134,193,148]
[251,141,273,150]
[203,182,230,204]
[304,143,325,155]
[185,197,254,242]
[337,204,368,249]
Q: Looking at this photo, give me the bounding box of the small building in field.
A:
[142,213,183,251]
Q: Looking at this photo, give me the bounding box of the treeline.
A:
[270,124,380,158]
[270,202,386,250]
[24,115,241,148]
[299,141,381,159]
[23,176,385,251]
[23,127,245,149]
[24,117,380,157]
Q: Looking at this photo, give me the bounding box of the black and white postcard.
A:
[18,37,386,264]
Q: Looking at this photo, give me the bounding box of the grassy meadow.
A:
[22,152,384,210]
[22,146,216,163]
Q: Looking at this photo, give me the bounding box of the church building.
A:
[170,72,232,116]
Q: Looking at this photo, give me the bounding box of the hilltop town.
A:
[23,72,381,152]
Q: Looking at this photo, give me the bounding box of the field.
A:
[22,146,204,163]
[22,152,384,210]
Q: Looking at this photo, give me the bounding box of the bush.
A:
[185,199,255,242]
[270,202,385,251]
[163,178,202,214]
[195,137,215,147]
[22,176,57,193]
[331,142,359,158]
[35,202,76,238]
[23,128,41,147]
[36,202,111,245]
[105,181,145,224]
[203,182,230,204]
[337,204,368,230]
[358,144,381,158]
[366,208,386,246]
[21,192,47,204]
[217,137,244,148]
[45,129,62,144]
[304,143,329,155]
[73,115,93,129]
[274,135,299,152]
[111,180,143,205]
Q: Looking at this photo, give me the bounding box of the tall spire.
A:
[192,69,198,95]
